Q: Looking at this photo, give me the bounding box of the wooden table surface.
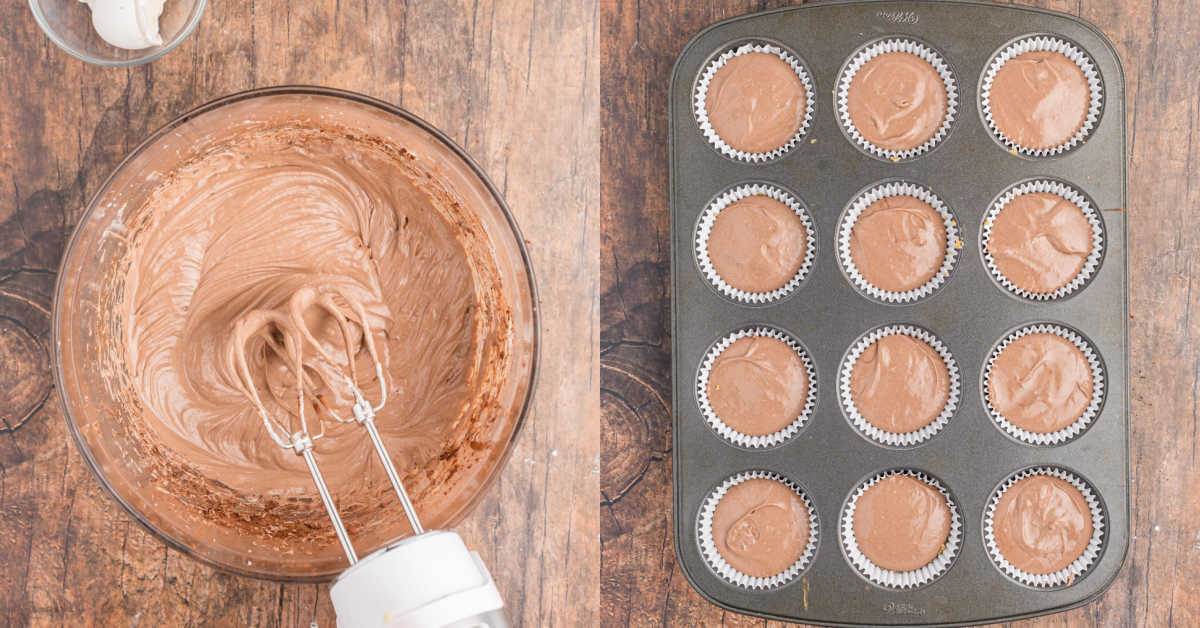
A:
[601,1,1199,626]
[0,1,598,626]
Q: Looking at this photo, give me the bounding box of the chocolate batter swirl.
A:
[853,474,950,572]
[850,195,947,293]
[707,335,808,437]
[706,194,808,294]
[993,475,1092,574]
[847,52,947,152]
[121,124,482,494]
[988,192,1093,294]
[711,478,810,578]
[850,334,949,434]
[989,51,1089,150]
[705,51,808,154]
[988,333,1093,434]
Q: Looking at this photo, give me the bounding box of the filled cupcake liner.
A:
[838,325,960,448]
[836,38,958,161]
[837,181,960,303]
[981,179,1105,301]
[696,326,817,448]
[981,36,1104,156]
[696,183,817,304]
[841,469,963,589]
[697,470,820,589]
[694,42,816,163]
[983,324,1106,446]
[983,466,1106,588]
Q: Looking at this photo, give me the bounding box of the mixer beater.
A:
[230,285,509,628]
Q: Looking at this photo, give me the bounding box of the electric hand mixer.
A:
[230,285,510,628]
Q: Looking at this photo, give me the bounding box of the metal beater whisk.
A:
[229,284,509,627]
[229,284,422,564]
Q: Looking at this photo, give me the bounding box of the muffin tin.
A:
[669,1,1127,625]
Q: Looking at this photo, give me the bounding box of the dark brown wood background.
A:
[600,1,1199,626]
[0,1,598,626]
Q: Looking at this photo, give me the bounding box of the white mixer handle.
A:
[330,530,509,628]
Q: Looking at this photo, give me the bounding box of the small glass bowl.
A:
[28,0,206,66]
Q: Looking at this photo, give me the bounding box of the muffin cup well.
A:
[838,325,959,448]
[983,323,1106,446]
[697,470,820,590]
[983,466,1106,588]
[696,183,817,305]
[981,36,1104,157]
[837,181,960,304]
[694,42,816,163]
[981,179,1105,301]
[836,38,958,162]
[840,469,963,589]
[696,326,817,448]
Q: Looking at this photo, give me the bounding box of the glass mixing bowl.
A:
[54,87,539,581]
[29,0,206,66]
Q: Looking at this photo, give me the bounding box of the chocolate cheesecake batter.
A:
[853,474,951,572]
[711,478,810,578]
[705,51,808,154]
[988,192,1093,294]
[707,194,808,294]
[120,124,480,494]
[707,335,807,437]
[989,51,1089,150]
[850,334,949,434]
[847,52,947,152]
[989,333,1093,434]
[850,195,946,293]
[993,475,1092,574]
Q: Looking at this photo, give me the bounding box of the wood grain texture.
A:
[0,1,598,626]
[599,0,1199,626]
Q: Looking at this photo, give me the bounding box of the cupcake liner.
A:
[697,470,820,589]
[696,326,817,448]
[841,469,963,589]
[981,179,1105,301]
[696,183,817,304]
[838,325,959,447]
[981,36,1104,156]
[694,42,816,163]
[836,38,958,161]
[983,466,1106,588]
[837,181,960,303]
[983,323,1106,446]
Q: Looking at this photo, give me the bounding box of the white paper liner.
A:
[836,38,958,161]
[837,181,960,303]
[697,470,820,589]
[696,184,817,304]
[696,327,817,448]
[981,36,1104,156]
[694,42,816,163]
[838,325,959,447]
[983,466,1106,588]
[841,470,962,589]
[981,179,1105,301]
[983,324,1105,446]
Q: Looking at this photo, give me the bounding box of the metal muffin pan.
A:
[668,1,1127,625]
